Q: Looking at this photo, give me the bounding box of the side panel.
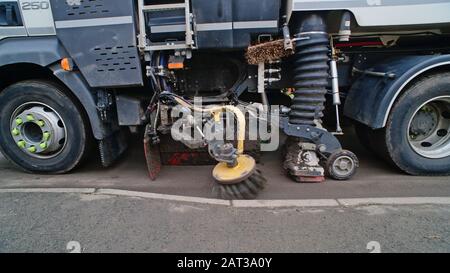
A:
[17,0,56,36]
[191,0,280,49]
[291,0,450,27]
[193,0,234,49]
[50,0,143,88]
[344,55,450,129]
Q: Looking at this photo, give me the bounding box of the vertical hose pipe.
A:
[289,14,329,126]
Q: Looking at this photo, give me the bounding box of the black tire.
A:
[355,123,393,163]
[379,73,450,175]
[0,80,92,174]
[325,150,359,180]
[354,122,374,153]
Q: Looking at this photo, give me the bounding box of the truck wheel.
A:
[354,122,374,153]
[381,73,450,175]
[0,80,91,173]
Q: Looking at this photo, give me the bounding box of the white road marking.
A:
[0,188,96,194]
[338,197,450,206]
[0,188,449,208]
[232,199,339,208]
[95,189,231,206]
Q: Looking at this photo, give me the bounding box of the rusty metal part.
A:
[144,135,162,181]
[284,138,325,183]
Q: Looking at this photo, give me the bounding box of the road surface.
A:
[0,129,449,253]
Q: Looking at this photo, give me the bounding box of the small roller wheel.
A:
[325,150,359,180]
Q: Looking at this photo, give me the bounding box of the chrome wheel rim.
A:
[408,96,450,159]
[10,102,67,159]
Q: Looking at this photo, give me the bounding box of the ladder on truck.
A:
[137,0,196,52]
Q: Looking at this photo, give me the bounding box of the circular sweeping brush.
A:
[212,154,267,200]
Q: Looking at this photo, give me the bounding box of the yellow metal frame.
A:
[173,97,246,154]
[213,154,256,184]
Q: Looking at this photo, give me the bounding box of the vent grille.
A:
[93,45,139,73]
[66,0,111,17]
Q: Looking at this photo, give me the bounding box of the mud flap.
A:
[144,135,162,181]
[99,129,128,167]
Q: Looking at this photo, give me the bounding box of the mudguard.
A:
[344,54,450,129]
[0,37,64,67]
[0,37,108,140]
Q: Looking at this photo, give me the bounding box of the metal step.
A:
[142,3,186,12]
[137,0,195,52]
[146,41,188,51]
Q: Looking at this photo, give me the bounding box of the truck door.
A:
[0,0,26,40]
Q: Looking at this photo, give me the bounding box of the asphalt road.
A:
[0,128,449,200]
[0,191,449,253]
[0,128,449,253]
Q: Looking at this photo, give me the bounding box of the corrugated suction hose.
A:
[289,14,329,126]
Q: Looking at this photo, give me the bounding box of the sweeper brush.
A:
[246,39,294,65]
[167,95,268,200]
[212,155,267,200]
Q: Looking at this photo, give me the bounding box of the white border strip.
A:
[55,16,133,29]
[196,21,278,32]
[0,188,96,194]
[196,22,233,31]
[338,197,450,206]
[1,188,450,207]
[232,199,339,208]
[151,24,186,33]
[233,20,278,29]
[96,189,231,206]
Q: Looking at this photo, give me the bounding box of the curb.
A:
[1,188,450,208]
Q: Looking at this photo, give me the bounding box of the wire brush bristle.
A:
[246,39,294,65]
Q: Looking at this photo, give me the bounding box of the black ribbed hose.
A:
[289,14,329,126]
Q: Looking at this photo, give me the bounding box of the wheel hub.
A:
[409,106,438,140]
[408,96,450,159]
[332,155,354,177]
[10,104,66,158]
[213,155,257,185]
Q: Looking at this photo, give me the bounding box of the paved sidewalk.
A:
[0,191,449,253]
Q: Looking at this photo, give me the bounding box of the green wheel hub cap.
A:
[10,103,67,159]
